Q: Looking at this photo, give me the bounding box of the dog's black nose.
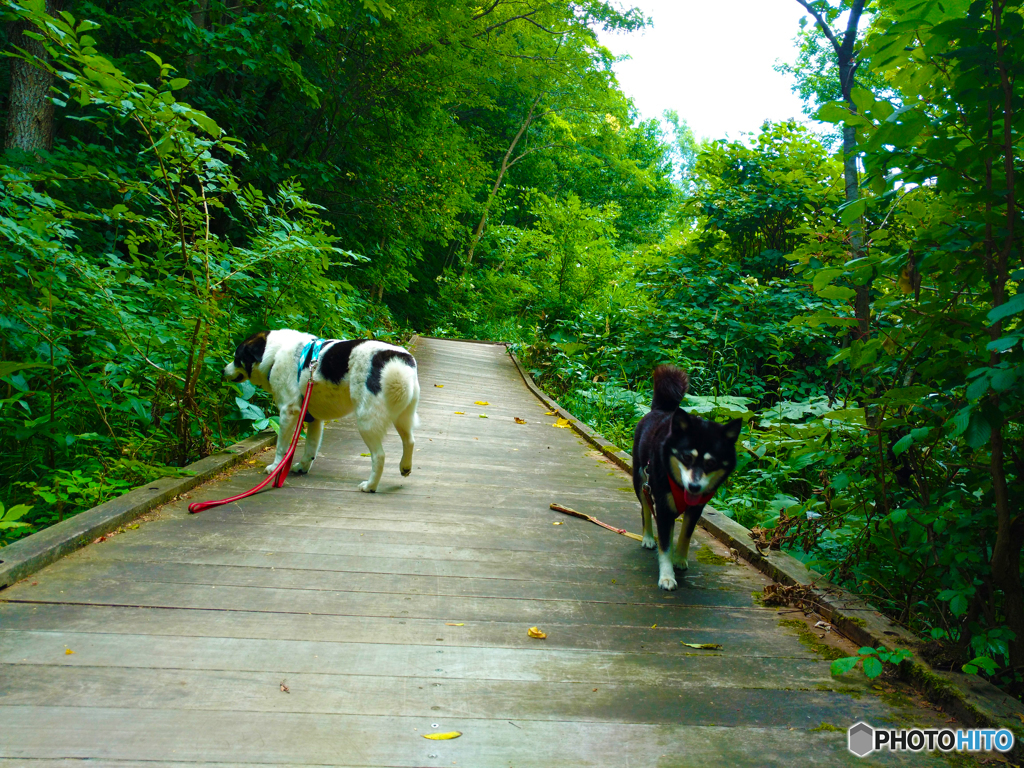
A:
[687,482,703,494]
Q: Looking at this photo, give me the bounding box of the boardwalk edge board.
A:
[506,345,1024,745]
[0,432,276,590]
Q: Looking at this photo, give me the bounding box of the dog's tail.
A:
[651,365,689,412]
[382,358,420,424]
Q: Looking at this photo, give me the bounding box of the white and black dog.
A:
[632,365,741,590]
[223,329,420,492]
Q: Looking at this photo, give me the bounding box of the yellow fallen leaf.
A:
[651,624,657,629]
[454,411,465,415]
[552,418,571,428]
[544,411,556,415]
[445,623,465,626]
[360,453,370,457]
[681,642,722,650]
[434,384,444,388]
[552,521,563,525]
[423,731,462,740]
[65,649,74,655]
[514,417,526,424]
[479,414,487,419]
[474,401,490,405]
[527,626,547,639]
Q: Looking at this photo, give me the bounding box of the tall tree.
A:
[5,0,65,152]
[793,0,870,338]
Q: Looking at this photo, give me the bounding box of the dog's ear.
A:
[239,331,267,375]
[672,408,690,432]
[723,418,742,442]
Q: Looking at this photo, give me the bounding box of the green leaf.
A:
[812,267,845,291]
[818,285,856,300]
[963,656,998,674]
[840,198,868,225]
[862,656,883,679]
[830,656,859,676]
[892,434,913,456]
[0,361,51,378]
[948,407,971,437]
[949,593,968,617]
[167,78,190,90]
[964,411,991,448]
[990,367,1019,392]
[815,101,852,124]
[987,294,1024,324]
[966,372,989,401]
[986,335,1020,352]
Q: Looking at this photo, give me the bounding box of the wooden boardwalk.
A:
[0,338,948,766]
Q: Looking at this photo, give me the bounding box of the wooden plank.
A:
[0,664,896,727]
[2,557,766,610]
[2,577,768,622]
[0,707,911,766]
[0,603,814,657]
[0,630,836,689]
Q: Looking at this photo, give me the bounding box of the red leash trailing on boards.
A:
[187,366,316,514]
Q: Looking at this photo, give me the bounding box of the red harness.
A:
[643,463,716,519]
[667,473,715,515]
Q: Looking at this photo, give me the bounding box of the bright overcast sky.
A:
[597,0,813,142]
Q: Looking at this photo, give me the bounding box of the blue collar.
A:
[297,338,333,381]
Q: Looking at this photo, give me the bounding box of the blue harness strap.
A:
[297,338,333,381]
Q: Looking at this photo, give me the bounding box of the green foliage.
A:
[0,5,372,540]
[831,646,912,679]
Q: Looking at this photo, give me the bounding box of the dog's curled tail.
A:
[382,360,420,423]
[651,365,689,412]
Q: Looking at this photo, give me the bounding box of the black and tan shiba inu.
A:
[632,365,741,590]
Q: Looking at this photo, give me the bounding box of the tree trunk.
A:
[186,0,209,76]
[463,95,541,274]
[4,0,65,153]
[987,0,1023,673]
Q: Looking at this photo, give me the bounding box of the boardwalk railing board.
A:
[505,346,1024,745]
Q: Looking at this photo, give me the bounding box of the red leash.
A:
[188,374,315,514]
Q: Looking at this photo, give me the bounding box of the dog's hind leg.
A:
[393,402,416,477]
[673,508,702,572]
[295,419,323,474]
[266,406,300,475]
[356,427,385,492]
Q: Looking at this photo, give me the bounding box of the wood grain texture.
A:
[0,338,946,765]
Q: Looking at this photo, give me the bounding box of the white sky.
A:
[597,0,813,142]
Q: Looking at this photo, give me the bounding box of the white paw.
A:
[641,534,656,549]
[358,481,376,493]
[658,574,679,591]
[293,460,312,475]
[265,462,280,475]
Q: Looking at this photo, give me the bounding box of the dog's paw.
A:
[400,466,412,477]
[291,466,308,475]
[673,557,689,572]
[641,534,656,549]
[264,462,280,475]
[358,481,376,493]
[658,574,679,591]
